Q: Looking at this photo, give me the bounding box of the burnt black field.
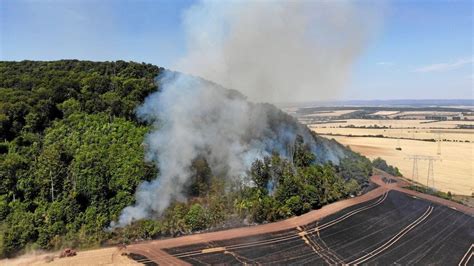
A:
[165,191,473,265]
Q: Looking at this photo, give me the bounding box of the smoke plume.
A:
[176,0,380,103]
[112,0,380,227]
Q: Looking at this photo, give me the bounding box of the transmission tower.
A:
[427,159,434,189]
[405,155,441,190]
[406,155,419,182]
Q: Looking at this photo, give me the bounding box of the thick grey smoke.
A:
[176,0,380,103]
[112,72,345,227]
[112,1,379,227]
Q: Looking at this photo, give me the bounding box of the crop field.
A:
[300,110,359,117]
[309,119,474,129]
[311,127,473,142]
[372,110,400,116]
[321,135,472,196]
[163,191,473,265]
[306,117,473,196]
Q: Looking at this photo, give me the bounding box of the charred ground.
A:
[164,190,473,265]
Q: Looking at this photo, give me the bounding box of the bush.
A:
[285,196,304,215]
[185,204,208,231]
[372,157,402,176]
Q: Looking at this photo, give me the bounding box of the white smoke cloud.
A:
[176,0,381,103]
[112,73,280,226]
[112,72,345,227]
[112,0,380,227]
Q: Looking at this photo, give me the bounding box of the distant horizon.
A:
[1,58,472,105]
[279,99,474,103]
[276,99,474,108]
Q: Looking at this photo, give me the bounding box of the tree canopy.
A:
[0,60,374,258]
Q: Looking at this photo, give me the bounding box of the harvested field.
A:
[301,110,359,117]
[372,110,400,116]
[311,127,474,142]
[308,118,473,195]
[322,135,473,196]
[112,175,473,265]
[164,191,473,265]
[309,119,474,129]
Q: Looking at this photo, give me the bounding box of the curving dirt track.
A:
[125,173,473,265]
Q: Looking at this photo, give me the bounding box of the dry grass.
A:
[0,247,139,266]
[322,135,473,196]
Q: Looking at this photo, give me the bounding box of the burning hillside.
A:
[112,72,355,227]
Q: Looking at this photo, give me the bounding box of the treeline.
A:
[236,137,366,223]
[0,60,373,258]
[372,157,402,176]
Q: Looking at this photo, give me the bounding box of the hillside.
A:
[0,60,372,258]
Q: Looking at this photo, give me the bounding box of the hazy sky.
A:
[1,0,472,101]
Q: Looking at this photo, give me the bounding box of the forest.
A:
[0,60,374,258]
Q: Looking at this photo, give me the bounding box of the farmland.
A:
[327,136,472,195]
[154,190,473,265]
[285,105,474,196]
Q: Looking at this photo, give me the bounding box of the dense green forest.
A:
[0,60,373,258]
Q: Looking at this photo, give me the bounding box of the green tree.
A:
[293,135,316,168]
[185,204,209,231]
[250,159,270,191]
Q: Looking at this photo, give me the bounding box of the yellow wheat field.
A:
[309,119,474,129]
[310,127,474,142]
[320,135,473,196]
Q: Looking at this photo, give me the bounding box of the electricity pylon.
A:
[427,159,435,189]
[406,155,419,183]
[405,155,442,190]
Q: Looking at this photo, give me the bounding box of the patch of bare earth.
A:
[0,247,139,266]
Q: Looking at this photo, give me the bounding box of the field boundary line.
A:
[458,244,474,266]
[126,176,388,264]
[347,205,433,265]
[312,192,388,232]
[168,192,389,259]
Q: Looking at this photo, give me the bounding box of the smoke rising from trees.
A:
[112,1,380,227]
